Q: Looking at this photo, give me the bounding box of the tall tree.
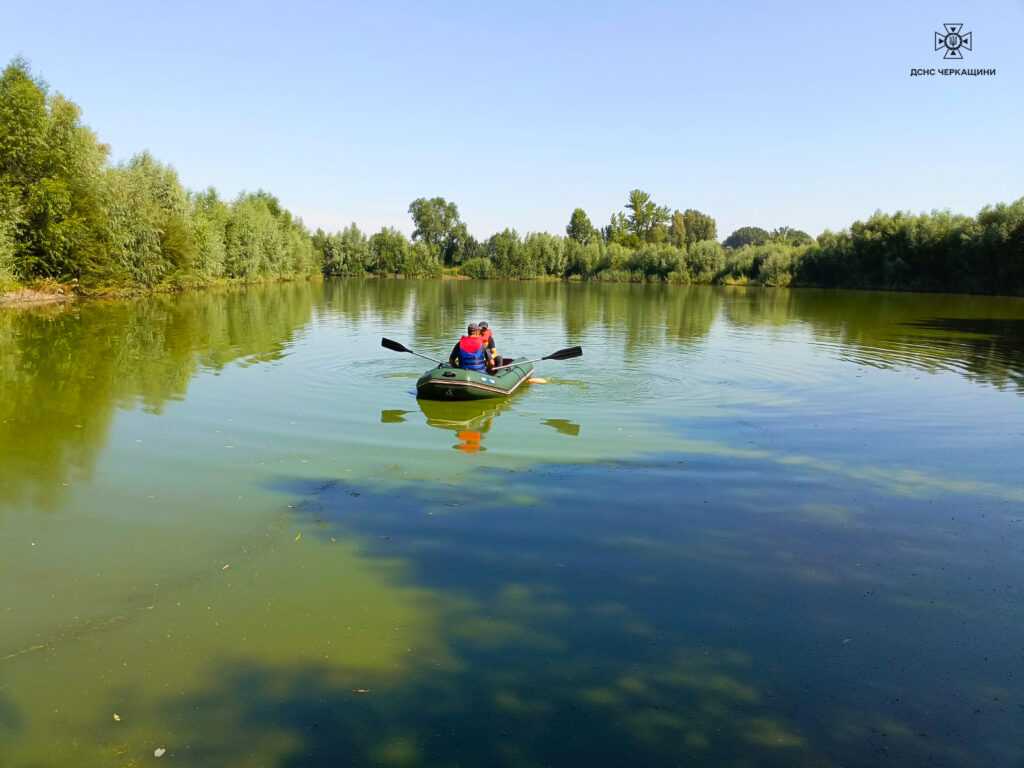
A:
[681,208,717,246]
[669,210,686,248]
[603,212,631,246]
[0,58,109,281]
[625,189,670,241]
[566,208,595,244]
[407,197,462,265]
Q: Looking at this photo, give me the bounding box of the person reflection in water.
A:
[455,430,483,453]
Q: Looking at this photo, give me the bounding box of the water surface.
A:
[2,280,1023,767]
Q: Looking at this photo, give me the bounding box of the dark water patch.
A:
[905,317,1024,340]
[899,317,1024,391]
[0,692,22,735]
[542,418,581,436]
[261,455,1023,767]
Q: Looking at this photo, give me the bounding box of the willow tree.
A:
[0,58,109,282]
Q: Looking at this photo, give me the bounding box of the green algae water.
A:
[2,279,1023,767]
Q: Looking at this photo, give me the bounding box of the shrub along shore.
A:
[2,58,1022,302]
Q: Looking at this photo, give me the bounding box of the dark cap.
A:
[478,321,489,329]
[467,322,480,333]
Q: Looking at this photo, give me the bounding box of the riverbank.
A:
[8,270,1024,310]
[0,285,73,306]
[0,274,327,308]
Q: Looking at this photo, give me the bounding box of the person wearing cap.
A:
[449,323,493,372]
[478,321,500,366]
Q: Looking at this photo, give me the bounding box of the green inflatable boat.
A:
[416,360,535,401]
[381,337,582,401]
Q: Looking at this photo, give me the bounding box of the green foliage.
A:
[446,222,477,265]
[629,244,681,279]
[973,199,1024,295]
[191,188,229,279]
[317,223,368,277]
[681,209,717,247]
[487,229,532,278]
[723,226,769,249]
[564,239,606,278]
[455,231,484,263]
[770,226,813,246]
[103,161,168,285]
[104,152,196,286]
[0,57,318,291]
[222,191,313,279]
[603,212,632,246]
[666,268,691,284]
[459,256,492,279]
[721,242,803,285]
[0,207,15,289]
[402,241,442,277]
[669,210,686,248]
[760,248,797,286]
[523,232,566,277]
[566,208,595,245]
[407,197,463,265]
[368,227,409,275]
[0,60,109,282]
[793,205,1024,294]
[686,240,725,282]
[625,189,670,242]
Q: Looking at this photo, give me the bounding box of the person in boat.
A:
[478,321,500,366]
[449,323,494,373]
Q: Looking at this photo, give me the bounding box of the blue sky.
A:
[3,0,1021,239]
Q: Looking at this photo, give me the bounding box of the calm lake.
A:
[2,279,1023,767]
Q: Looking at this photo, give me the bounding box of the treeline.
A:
[3,57,1021,298]
[316,193,774,284]
[320,191,1024,296]
[0,59,319,293]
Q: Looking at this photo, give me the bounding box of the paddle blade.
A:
[543,346,582,362]
[381,337,410,354]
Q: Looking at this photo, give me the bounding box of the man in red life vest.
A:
[449,323,494,373]
[478,321,500,366]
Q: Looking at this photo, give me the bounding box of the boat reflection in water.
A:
[415,398,513,453]
[381,399,581,453]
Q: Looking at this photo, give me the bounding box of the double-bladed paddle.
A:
[492,346,582,371]
[381,337,444,365]
[382,337,582,372]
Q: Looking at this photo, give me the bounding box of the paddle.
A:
[381,337,444,365]
[492,345,582,371]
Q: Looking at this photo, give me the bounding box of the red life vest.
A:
[457,336,487,371]
[481,329,493,344]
